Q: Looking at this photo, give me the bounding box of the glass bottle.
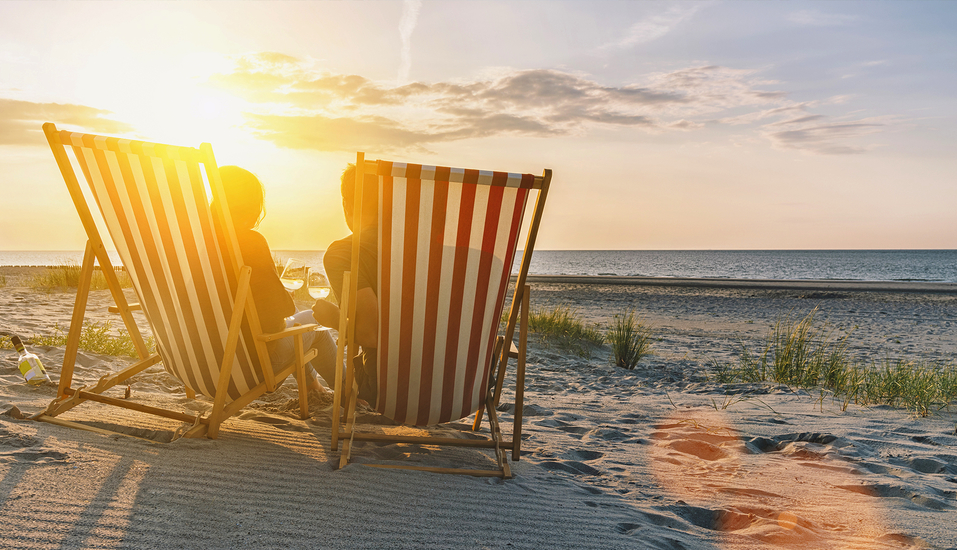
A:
[10,335,51,385]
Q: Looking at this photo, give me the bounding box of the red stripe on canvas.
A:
[439,181,476,422]
[415,179,449,425]
[460,185,504,415]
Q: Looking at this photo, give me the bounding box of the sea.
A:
[2,250,955,283]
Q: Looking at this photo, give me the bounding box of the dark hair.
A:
[215,165,265,230]
[340,163,377,231]
[340,163,357,223]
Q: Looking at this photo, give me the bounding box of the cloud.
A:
[601,4,703,50]
[0,98,133,145]
[398,0,423,83]
[788,10,858,26]
[765,118,884,155]
[208,52,886,155]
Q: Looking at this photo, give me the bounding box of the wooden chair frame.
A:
[35,123,321,440]
[332,152,551,477]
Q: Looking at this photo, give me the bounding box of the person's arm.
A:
[318,235,378,348]
[242,229,294,333]
[353,287,377,348]
[310,288,377,348]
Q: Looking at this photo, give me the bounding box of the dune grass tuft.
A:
[29,321,156,358]
[715,308,957,417]
[29,263,132,292]
[608,309,654,369]
[519,304,605,357]
[0,274,6,287]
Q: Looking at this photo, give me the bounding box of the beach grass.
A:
[715,309,957,416]
[520,304,605,357]
[27,321,156,358]
[608,309,654,369]
[29,263,132,292]
[0,273,6,287]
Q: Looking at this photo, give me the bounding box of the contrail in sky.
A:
[398,0,422,83]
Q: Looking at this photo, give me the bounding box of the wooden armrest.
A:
[508,341,519,359]
[108,303,141,314]
[258,323,330,343]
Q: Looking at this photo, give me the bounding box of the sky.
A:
[1,0,955,251]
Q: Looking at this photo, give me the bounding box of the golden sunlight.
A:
[650,410,899,549]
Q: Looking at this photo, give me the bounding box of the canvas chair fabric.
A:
[334,153,549,476]
[50,129,276,403]
[363,161,538,425]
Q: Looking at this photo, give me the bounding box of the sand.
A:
[2,267,956,549]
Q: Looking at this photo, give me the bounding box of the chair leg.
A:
[513,285,529,461]
[295,333,309,420]
[484,393,512,478]
[59,241,96,399]
[473,336,504,431]
[338,377,359,469]
[331,272,352,452]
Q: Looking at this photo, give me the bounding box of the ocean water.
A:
[520,250,957,282]
[2,250,955,283]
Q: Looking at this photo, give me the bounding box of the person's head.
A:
[215,165,265,230]
[340,163,377,232]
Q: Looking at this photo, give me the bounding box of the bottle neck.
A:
[10,335,26,354]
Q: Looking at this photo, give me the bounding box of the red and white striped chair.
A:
[38,123,320,439]
[333,153,551,477]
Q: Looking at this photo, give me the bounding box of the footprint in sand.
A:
[539,460,602,476]
[0,425,39,448]
[533,417,591,435]
[566,449,603,462]
[582,427,630,442]
[0,447,70,464]
[496,402,553,417]
[836,483,953,511]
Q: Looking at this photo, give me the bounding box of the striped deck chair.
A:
[36,123,320,439]
[333,152,551,477]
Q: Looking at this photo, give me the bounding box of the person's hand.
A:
[311,298,340,328]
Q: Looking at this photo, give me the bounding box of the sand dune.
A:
[2,273,956,549]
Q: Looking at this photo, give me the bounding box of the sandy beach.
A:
[2,267,956,549]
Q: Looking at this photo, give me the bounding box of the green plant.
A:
[608,309,653,369]
[0,274,7,287]
[736,308,851,387]
[29,263,132,292]
[715,309,957,417]
[31,321,155,358]
[520,304,604,356]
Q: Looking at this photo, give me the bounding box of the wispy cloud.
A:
[788,10,859,27]
[207,52,887,155]
[398,0,423,83]
[0,98,133,145]
[600,4,702,50]
[765,117,885,155]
